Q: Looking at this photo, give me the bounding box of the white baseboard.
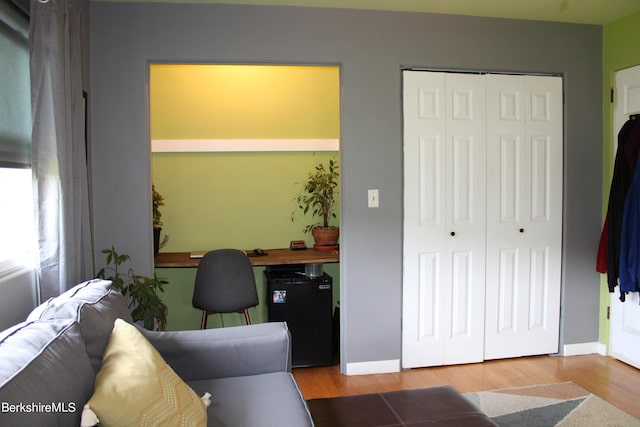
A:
[344,345,608,375]
[345,359,400,376]
[563,342,607,356]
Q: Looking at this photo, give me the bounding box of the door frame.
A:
[609,63,640,369]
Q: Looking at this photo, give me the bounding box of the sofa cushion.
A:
[27,279,132,374]
[188,372,314,427]
[84,319,208,427]
[0,319,94,426]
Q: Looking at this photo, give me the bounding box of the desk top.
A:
[154,248,339,268]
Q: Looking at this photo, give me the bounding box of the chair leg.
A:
[202,310,249,328]
[200,311,208,329]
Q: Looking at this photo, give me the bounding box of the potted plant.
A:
[97,246,169,330]
[152,184,167,256]
[292,157,340,251]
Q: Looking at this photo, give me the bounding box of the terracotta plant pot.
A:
[312,227,339,252]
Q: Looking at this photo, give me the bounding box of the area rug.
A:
[464,382,640,426]
[308,385,495,426]
[307,382,640,427]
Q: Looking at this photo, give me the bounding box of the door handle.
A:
[519,228,524,233]
[450,231,456,236]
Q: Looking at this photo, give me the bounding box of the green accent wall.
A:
[600,11,640,345]
[153,152,341,330]
[150,65,341,331]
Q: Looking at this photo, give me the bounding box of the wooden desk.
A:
[154,248,339,268]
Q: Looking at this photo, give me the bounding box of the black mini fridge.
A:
[265,267,333,368]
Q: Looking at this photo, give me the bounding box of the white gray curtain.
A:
[30,0,92,301]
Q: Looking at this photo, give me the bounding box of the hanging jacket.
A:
[596,218,608,274]
[619,157,640,296]
[597,118,640,291]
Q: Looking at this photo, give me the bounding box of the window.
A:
[0,0,35,275]
[0,168,35,271]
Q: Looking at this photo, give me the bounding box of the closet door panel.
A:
[418,136,442,225]
[497,248,519,334]
[444,73,486,365]
[530,135,552,221]
[499,135,522,222]
[402,71,448,368]
[485,74,527,358]
[417,252,440,340]
[485,75,562,359]
[451,136,473,223]
[521,76,562,356]
[529,247,550,330]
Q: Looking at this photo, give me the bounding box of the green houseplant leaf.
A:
[291,157,340,233]
[97,246,168,330]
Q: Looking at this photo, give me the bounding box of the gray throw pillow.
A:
[27,279,133,373]
[0,319,94,426]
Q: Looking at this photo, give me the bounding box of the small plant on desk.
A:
[291,157,340,252]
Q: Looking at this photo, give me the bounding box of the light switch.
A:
[368,189,379,208]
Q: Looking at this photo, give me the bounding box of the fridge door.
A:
[266,272,333,367]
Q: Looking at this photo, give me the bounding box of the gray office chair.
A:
[192,249,259,329]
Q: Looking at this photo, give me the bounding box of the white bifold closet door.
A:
[402,70,563,368]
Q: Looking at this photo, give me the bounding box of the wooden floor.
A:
[293,354,640,420]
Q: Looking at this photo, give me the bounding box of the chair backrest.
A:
[192,249,259,313]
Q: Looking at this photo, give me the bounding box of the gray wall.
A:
[89,3,603,370]
[0,269,37,330]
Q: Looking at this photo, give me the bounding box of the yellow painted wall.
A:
[151,65,341,331]
[600,11,640,345]
[150,64,340,140]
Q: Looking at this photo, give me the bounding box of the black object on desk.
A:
[248,248,266,257]
[265,266,333,368]
[289,240,307,250]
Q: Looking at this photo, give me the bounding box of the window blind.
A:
[0,0,30,168]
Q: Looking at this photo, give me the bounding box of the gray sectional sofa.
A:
[0,279,314,426]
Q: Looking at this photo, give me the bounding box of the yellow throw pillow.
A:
[82,319,208,427]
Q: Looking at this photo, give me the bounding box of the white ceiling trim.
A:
[151,139,340,152]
